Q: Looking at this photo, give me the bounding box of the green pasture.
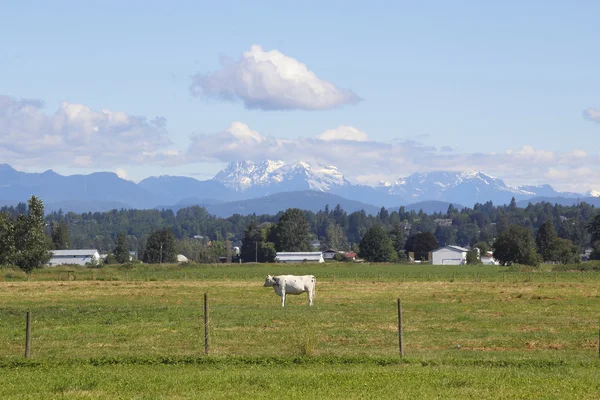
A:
[0,263,599,399]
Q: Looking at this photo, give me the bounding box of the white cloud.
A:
[583,107,600,122]
[190,45,360,110]
[316,125,369,142]
[0,95,176,168]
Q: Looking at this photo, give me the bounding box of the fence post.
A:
[581,271,584,282]
[554,271,557,283]
[25,311,31,359]
[204,293,209,355]
[378,273,380,283]
[397,298,404,357]
[332,272,335,283]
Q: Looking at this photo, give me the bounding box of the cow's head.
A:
[263,275,276,287]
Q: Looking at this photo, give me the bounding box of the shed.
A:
[275,252,324,263]
[48,249,101,267]
[431,246,468,265]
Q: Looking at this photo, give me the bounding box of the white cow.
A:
[263,274,316,307]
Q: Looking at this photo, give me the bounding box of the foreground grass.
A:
[0,265,598,398]
[1,358,599,399]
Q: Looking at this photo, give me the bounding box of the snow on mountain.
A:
[213,160,350,192]
[585,190,600,198]
[213,162,576,206]
[381,171,530,196]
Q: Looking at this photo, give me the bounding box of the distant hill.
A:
[188,191,381,218]
[402,201,465,214]
[517,197,600,208]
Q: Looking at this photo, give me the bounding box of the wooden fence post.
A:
[378,273,380,283]
[332,272,335,283]
[554,271,557,283]
[25,311,31,359]
[204,293,209,355]
[397,298,404,357]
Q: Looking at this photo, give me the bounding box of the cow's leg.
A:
[281,289,286,308]
[308,288,313,306]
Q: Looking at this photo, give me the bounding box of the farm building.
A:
[322,249,342,260]
[275,252,324,263]
[48,249,101,266]
[431,246,468,265]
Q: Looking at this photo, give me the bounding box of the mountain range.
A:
[0,161,598,216]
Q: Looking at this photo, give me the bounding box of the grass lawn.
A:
[0,263,599,398]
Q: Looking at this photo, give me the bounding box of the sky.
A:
[1,0,599,193]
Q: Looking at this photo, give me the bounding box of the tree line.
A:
[2,196,600,271]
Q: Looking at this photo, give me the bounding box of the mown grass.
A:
[0,263,599,398]
[2,262,599,283]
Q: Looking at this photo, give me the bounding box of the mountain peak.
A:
[213,159,349,192]
[586,190,600,198]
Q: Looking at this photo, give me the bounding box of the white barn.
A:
[275,252,324,263]
[48,249,101,267]
[431,246,468,265]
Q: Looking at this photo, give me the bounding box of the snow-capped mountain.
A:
[376,170,539,205]
[212,161,585,207]
[213,160,351,193]
[585,190,600,198]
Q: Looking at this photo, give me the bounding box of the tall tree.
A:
[493,224,538,266]
[50,221,70,250]
[270,208,312,252]
[321,223,349,251]
[142,228,177,264]
[13,196,51,277]
[405,232,439,260]
[0,213,15,265]
[113,232,130,263]
[359,225,398,262]
[535,221,558,262]
[389,223,407,261]
[240,221,276,263]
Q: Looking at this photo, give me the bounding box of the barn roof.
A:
[433,245,469,253]
[51,249,99,256]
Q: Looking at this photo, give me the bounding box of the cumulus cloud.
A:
[0,95,178,168]
[316,125,369,142]
[583,108,600,122]
[184,122,600,193]
[190,45,360,110]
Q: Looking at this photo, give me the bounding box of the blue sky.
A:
[1,0,599,192]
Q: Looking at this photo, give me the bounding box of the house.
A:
[431,246,469,265]
[275,252,325,263]
[322,249,342,260]
[344,251,357,261]
[48,249,101,267]
[480,251,500,265]
[434,218,453,227]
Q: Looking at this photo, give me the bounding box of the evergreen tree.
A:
[13,196,51,277]
[50,221,70,250]
[466,249,481,264]
[240,221,276,262]
[389,223,407,261]
[321,223,349,251]
[270,208,312,252]
[359,225,398,262]
[535,221,558,262]
[113,232,130,263]
[142,228,177,264]
[0,213,15,265]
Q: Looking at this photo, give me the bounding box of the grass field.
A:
[1,263,599,399]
